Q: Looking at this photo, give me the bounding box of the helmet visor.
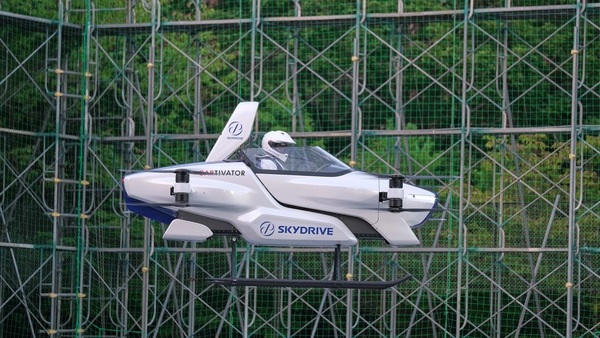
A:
[269,141,291,148]
[268,141,293,159]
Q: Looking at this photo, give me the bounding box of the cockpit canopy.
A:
[240,146,352,175]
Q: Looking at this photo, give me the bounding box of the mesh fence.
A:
[1,0,599,337]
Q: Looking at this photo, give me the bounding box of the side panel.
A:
[257,172,437,246]
[237,207,357,247]
[256,171,381,224]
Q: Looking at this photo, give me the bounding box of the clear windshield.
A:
[241,146,352,174]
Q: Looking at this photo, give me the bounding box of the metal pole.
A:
[350,0,361,163]
[141,0,159,336]
[50,1,66,335]
[74,0,93,335]
[455,1,471,336]
[117,0,137,335]
[566,1,582,337]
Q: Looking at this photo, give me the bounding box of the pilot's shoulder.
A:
[255,155,276,168]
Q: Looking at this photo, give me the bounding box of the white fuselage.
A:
[123,160,437,247]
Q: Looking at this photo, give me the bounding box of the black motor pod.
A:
[388,175,404,211]
[389,175,404,189]
[175,170,190,184]
[173,169,190,204]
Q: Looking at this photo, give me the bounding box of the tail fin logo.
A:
[228,121,243,137]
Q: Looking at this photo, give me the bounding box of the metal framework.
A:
[1,0,599,337]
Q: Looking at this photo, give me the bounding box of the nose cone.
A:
[374,179,437,246]
[379,176,438,228]
[121,172,177,225]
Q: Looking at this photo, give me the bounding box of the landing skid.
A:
[208,275,411,290]
[209,239,412,290]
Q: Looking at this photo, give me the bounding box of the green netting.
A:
[1,0,600,337]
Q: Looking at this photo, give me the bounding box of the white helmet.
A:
[262,130,296,162]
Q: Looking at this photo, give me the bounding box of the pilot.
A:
[258,130,296,170]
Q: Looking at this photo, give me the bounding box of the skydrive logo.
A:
[259,221,334,237]
[260,221,275,236]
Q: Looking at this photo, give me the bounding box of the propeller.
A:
[122,201,190,208]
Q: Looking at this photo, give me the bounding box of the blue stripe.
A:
[124,194,176,224]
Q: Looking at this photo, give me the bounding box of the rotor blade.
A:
[123,168,231,176]
[400,206,455,213]
[397,207,438,212]
[123,201,190,207]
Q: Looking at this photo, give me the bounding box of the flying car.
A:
[122,102,438,289]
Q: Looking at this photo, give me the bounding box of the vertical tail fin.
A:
[205,102,258,162]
